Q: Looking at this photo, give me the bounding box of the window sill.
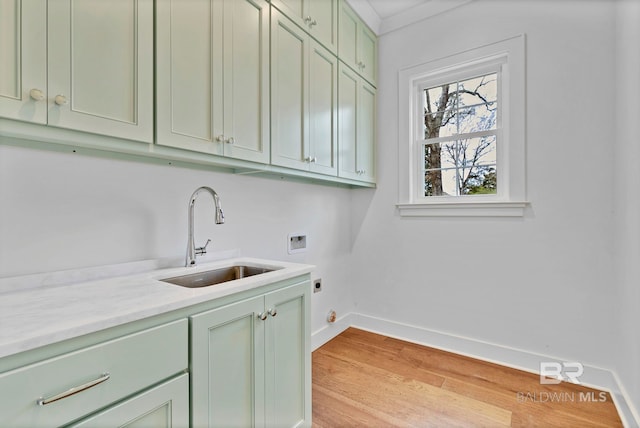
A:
[396,201,529,217]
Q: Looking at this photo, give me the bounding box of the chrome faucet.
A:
[186,186,224,267]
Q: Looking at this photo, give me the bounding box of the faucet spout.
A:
[186,186,224,267]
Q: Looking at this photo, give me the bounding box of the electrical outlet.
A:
[288,233,307,254]
[313,278,322,293]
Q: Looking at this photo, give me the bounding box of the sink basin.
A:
[160,265,278,288]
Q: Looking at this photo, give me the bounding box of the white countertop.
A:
[0,255,314,359]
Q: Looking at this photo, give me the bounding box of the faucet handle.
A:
[195,239,211,256]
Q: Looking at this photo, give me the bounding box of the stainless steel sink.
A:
[160,265,278,288]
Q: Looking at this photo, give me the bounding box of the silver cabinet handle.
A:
[36,373,110,406]
[216,135,225,142]
[54,95,68,106]
[227,137,235,144]
[29,89,45,101]
[257,312,268,321]
[268,308,277,317]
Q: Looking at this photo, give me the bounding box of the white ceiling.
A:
[366,0,432,19]
[349,0,473,35]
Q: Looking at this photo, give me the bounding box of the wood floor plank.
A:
[312,328,623,427]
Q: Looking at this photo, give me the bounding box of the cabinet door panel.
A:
[338,64,358,180]
[359,25,377,85]
[337,0,358,70]
[156,0,223,154]
[265,284,311,428]
[191,296,266,428]
[70,374,189,428]
[0,0,47,123]
[358,80,376,183]
[309,41,337,176]
[47,0,153,142]
[223,0,270,163]
[271,10,308,170]
[307,0,337,53]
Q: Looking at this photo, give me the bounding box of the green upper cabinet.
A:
[0,0,153,142]
[156,0,270,164]
[271,8,338,176]
[338,63,376,183]
[338,0,377,86]
[0,0,47,124]
[270,0,338,54]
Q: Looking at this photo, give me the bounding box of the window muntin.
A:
[419,72,499,198]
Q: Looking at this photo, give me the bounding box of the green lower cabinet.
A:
[70,374,189,428]
[265,283,311,428]
[190,282,311,428]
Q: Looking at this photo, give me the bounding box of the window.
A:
[421,72,498,197]
[398,35,527,217]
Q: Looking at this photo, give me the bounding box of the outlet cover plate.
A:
[288,233,307,254]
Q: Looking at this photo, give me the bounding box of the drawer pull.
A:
[36,373,110,406]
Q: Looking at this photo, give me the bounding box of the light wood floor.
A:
[312,328,622,427]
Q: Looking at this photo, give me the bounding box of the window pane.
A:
[424,84,456,113]
[424,142,456,171]
[458,73,497,105]
[424,167,458,197]
[459,136,497,168]
[457,103,496,134]
[460,166,497,195]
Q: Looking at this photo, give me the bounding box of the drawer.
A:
[0,319,187,427]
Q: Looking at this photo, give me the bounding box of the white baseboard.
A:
[311,312,639,428]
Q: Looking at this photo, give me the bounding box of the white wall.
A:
[0,142,355,333]
[615,0,640,414]
[351,0,619,373]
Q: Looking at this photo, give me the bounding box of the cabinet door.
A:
[47,0,153,142]
[357,79,376,183]
[337,0,358,73]
[0,0,47,123]
[223,0,270,163]
[156,0,223,155]
[191,296,266,428]
[264,283,311,428]
[306,0,337,54]
[308,40,337,176]
[70,374,189,428]
[337,63,359,180]
[338,63,376,183]
[271,8,309,171]
[338,0,376,86]
[359,24,377,86]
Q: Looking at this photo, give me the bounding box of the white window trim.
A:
[397,35,528,217]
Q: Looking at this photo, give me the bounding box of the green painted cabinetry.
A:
[0,0,153,142]
[338,63,376,183]
[0,319,188,427]
[271,8,338,176]
[191,281,311,428]
[70,374,189,428]
[156,0,270,163]
[338,0,377,86]
[270,0,338,54]
[0,0,375,186]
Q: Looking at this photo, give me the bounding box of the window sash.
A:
[416,129,502,201]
